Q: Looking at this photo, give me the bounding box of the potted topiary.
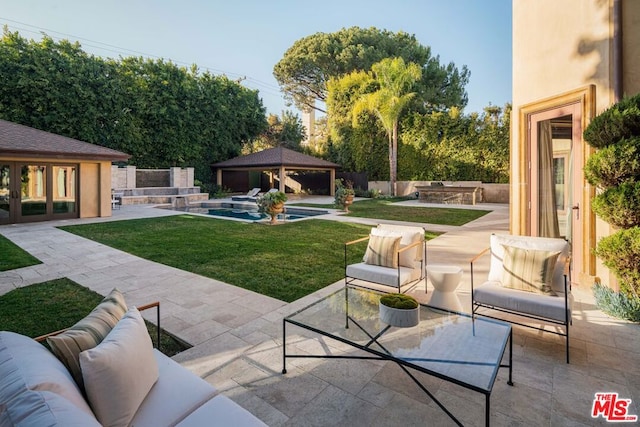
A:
[257,190,288,224]
[334,179,355,212]
[379,293,420,327]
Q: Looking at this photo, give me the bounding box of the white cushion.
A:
[47,288,128,390]
[80,307,159,427]
[130,350,218,426]
[376,224,424,265]
[488,234,569,294]
[0,389,101,427]
[0,331,94,418]
[176,395,267,426]
[347,262,422,288]
[473,282,573,322]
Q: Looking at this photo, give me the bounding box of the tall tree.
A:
[274,26,468,113]
[351,58,422,195]
[244,111,306,153]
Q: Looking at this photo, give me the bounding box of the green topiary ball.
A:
[592,181,640,229]
[584,137,640,189]
[595,227,640,298]
[583,93,640,149]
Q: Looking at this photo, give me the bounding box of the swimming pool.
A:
[159,202,329,222]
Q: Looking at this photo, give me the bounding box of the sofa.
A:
[0,289,266,427]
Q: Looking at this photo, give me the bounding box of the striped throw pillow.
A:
[363,234,401,268]
[501,245,560,295]
[47,288,127,390]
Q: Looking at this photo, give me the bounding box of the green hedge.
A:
[583,93,640,148]
[584,137,640,188]
[592,181,640,228]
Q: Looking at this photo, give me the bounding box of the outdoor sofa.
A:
[0,289,266,426]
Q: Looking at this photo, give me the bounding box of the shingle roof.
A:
[212,146,339,169]
[0,119,130,161]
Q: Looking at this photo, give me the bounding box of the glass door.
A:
[0,162,78,224]
[0,164,12,224]
[529,103,584,275]
[21,164,48,218]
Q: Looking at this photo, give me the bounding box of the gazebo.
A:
[211,146,340,196]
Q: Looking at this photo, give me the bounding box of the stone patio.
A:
[0,200,638,426]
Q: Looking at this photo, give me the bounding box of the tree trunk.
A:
[389,121,398,196]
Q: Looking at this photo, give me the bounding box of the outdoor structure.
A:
[211,146,340,196]
[511,0,640,289]
[0,119,129,224]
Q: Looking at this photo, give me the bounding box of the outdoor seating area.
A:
[1,202,638,426]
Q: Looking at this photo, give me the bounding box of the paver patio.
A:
[0,200,638,426]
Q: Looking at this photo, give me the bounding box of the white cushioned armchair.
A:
[345,224,426,293]
[470,234,572,363]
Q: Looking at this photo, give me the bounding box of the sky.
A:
[0,0,512,116]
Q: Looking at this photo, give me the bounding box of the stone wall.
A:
[368,180,509,203]
[111,166,195,189]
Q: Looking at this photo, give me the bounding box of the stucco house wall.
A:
[511,0,640,288]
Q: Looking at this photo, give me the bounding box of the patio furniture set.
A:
[283,225,572,425]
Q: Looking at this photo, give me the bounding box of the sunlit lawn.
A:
[0,234,41,271]
[60,216,385,302]
[292,197,489,225]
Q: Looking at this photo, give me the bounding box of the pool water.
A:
[161,204,329,222]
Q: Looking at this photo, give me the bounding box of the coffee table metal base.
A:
[282,315,513,427]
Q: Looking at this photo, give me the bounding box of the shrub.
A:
[584,137,640,188]
[594,227,640,298]
[591,182,640,228]
[583,93,640,148]
[592,282,640,322]
[256,191,287,214]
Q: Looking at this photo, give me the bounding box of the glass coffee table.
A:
[282,286,513,426]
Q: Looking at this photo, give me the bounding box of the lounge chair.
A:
[231,188,262,201]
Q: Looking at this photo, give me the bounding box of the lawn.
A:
[292,197,489,225]
[0,279,187,356]
[60,216,388,303]
[0,234,41,271]
[58,201,487,302]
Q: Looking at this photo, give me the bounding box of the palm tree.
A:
[352,57,422,196]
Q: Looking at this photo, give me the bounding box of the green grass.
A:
[60,216,432,302]
[0,279,187,356]
[0,234,41,271]
[293,197,490,225]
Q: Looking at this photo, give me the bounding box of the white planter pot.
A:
[379,302,420,327]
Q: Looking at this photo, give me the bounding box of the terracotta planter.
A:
[343,194,354,213]
[379,302,420,328]
[266,202,284,224]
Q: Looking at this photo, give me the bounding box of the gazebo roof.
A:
[0,119,130,161]
[212,146,339,170]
